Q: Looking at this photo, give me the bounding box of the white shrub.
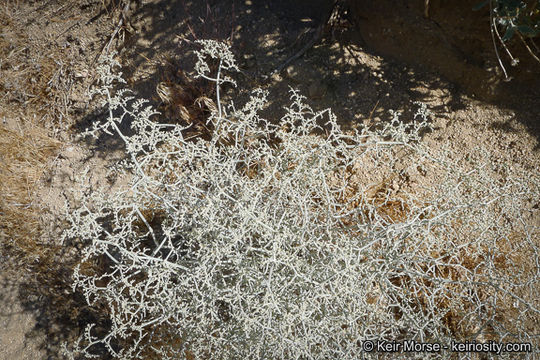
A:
[62,41,539,359]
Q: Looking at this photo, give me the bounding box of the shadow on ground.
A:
[75,0,538,158]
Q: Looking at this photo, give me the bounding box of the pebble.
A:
[286,65,296,78]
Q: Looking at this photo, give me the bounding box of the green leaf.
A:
[473,0,489,11]
[502,26,516,41]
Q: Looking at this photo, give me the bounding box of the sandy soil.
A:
[0,0,538,358]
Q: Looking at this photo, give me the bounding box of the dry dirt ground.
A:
[0,0,539,359]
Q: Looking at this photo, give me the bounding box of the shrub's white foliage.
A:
[193,39,238,83]
[63,41,539,359]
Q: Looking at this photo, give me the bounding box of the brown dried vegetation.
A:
[0,123,61,262]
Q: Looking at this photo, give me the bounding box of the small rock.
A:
[271,73,282,82]
[286,65,296,78]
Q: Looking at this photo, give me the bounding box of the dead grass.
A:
[0,120,97,355]
[0,123,61,262]
[0,21,65,128]
[154,57,217,141]
[0,2,112,354]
